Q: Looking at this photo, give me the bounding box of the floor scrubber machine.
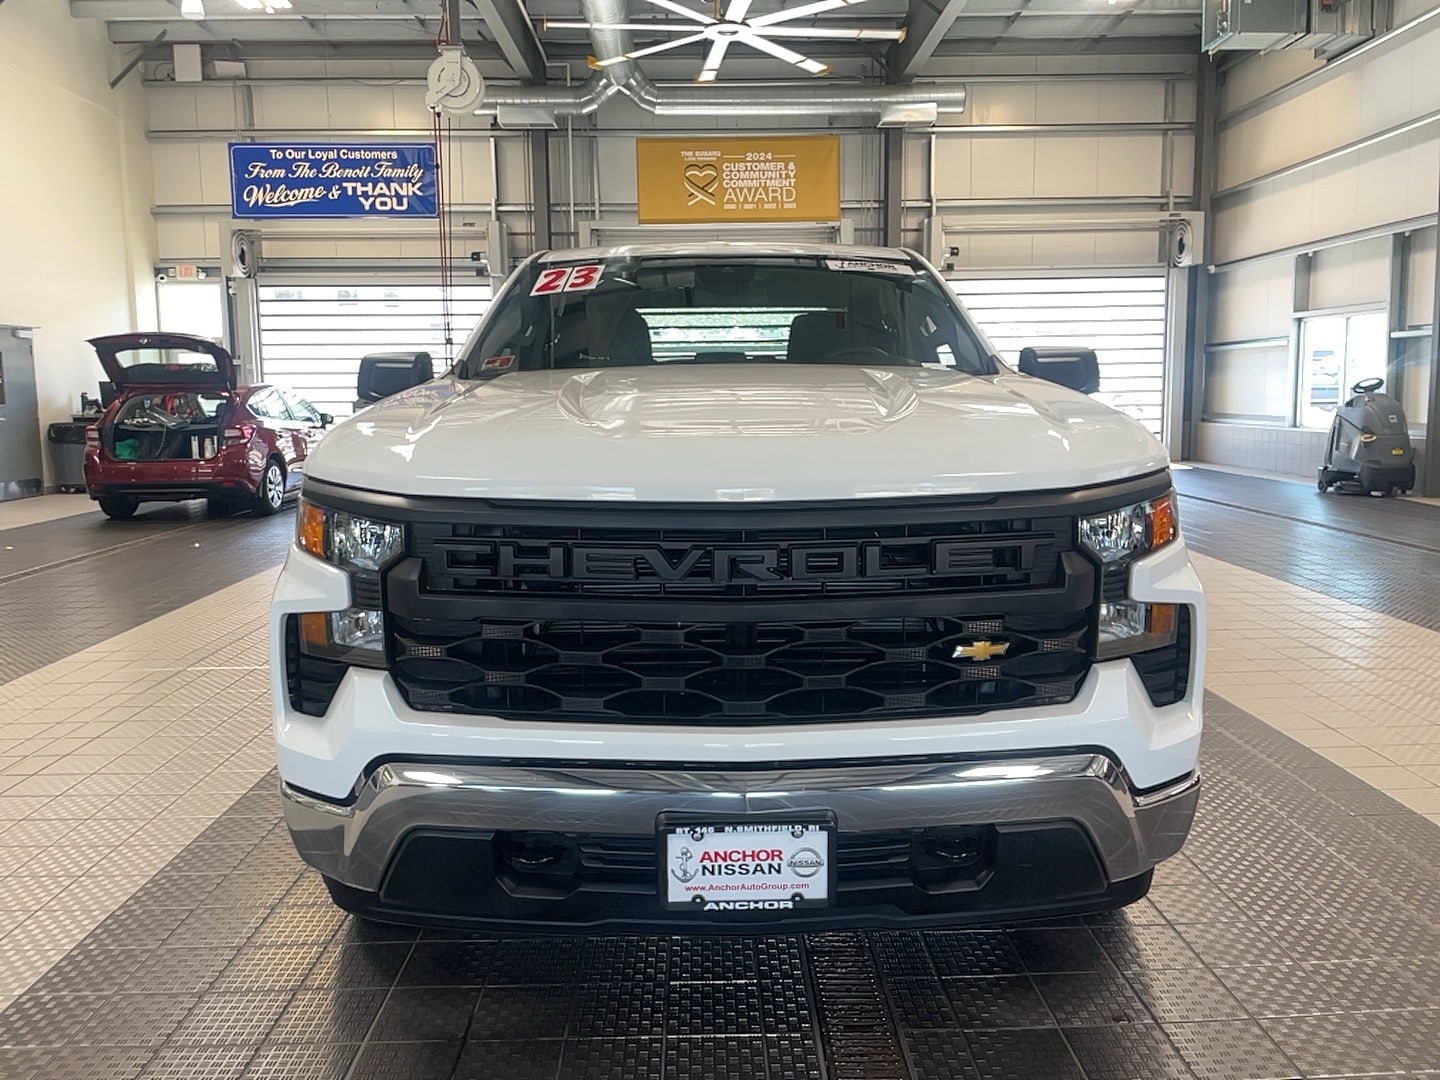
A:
[1317,378,1416,496]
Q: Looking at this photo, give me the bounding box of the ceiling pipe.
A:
[473,0,965,125]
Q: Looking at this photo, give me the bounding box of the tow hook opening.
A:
[495,831,583,898]
[502,832,574,870]
[910,826,997,893]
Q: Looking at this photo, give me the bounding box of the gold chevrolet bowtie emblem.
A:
[953,640,1010,662]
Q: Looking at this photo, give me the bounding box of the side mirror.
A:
[1018,346,1100,395]
[319,412,334,427]
[356,351,435,404]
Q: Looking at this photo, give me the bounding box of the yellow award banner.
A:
[635,135,842,224]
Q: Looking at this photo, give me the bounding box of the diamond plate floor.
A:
[1,695,1439,1080]
[0,472,1438,1078]
[1175,469,1440,554]
[1175,468,1440,633]
[0,505,294,684]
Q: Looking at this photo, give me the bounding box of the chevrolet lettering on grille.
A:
[435,538,1043,585]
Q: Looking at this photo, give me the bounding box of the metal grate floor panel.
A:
[0,696,1438,1079]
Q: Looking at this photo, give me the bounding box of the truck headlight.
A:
[1078,493,1176,564]
[296,499,403,666]
[1080,492,1181,659]
[1094,599,1178,659]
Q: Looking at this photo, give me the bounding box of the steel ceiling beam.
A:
[469,0,548,83]
[101,18,444,42]
[109,28,167,88]
[890,0,974,82]
[71,0,434,15]
[114,34,1198,64]
[98,14,1198,44]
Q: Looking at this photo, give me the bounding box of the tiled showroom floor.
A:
[0,470,1437,1080]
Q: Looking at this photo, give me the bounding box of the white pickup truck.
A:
[270,243,1204,930]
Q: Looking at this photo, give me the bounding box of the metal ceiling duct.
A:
[474,0,965,125]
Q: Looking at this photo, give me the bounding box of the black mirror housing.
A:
[1017,347,1101,395]
[356,352,434,404]
[319,412,335,427]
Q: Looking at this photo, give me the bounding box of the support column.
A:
[1288,252,1312,429]
[1162,268,1190,460]
[1387,232,1410,394]
[882,129,904,249]
[228,277,261,386]
[1182,56,1219,462]
[529,131,553,252]
[1424,214,1440,495]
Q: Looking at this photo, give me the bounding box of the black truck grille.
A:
[390,610,1091,722]
[411,515,1071,599]
[273,483,1203,725]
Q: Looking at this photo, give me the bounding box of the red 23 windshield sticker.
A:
[530,264,603,296]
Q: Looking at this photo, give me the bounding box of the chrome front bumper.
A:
[282,753,1200,894]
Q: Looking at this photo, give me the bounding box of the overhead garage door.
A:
[582,222,853,248]
[951,276,1168,436]
[257,282,492,418]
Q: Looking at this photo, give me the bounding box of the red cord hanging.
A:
[432,4,456,363]
[432,109,454,363]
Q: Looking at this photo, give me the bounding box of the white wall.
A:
[1210,15,1440,266]
[0,0,157,474]
[148,75,499,265]
[906,55,1196,270]
[1200,7,1440,476]
[144,51,1195,274]
[1203,260,1293,423]
[1306,237,1392,310]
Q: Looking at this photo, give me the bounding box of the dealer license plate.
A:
[661,822,834,913]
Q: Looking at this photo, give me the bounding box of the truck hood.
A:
[309,365,1168,501]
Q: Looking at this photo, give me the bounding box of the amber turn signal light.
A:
[1150,494,1177,548]
[1148,603,1177,637]
[298,499,327,559]
[299,612,330,652]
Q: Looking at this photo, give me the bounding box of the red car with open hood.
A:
[83,332,331,520]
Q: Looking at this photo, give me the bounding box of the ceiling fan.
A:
[546,0,906,83]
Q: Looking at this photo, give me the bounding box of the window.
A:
[157,281,226,342]
[457,256,996,379]
[109,347,219,374]
[280,389,321,424]
[248,387,290,421]
[118,392,227,422]
[641,306,818,361]
[1296,311,1387,429]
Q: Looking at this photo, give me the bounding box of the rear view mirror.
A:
[319,412,334,427]
[356,352,434,405]
[1018,347,1100,395]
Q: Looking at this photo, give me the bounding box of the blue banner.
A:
[228,143,438,219]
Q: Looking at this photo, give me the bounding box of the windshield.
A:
[455,256,999,379]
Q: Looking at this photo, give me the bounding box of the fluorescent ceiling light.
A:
[180,0,205,18]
